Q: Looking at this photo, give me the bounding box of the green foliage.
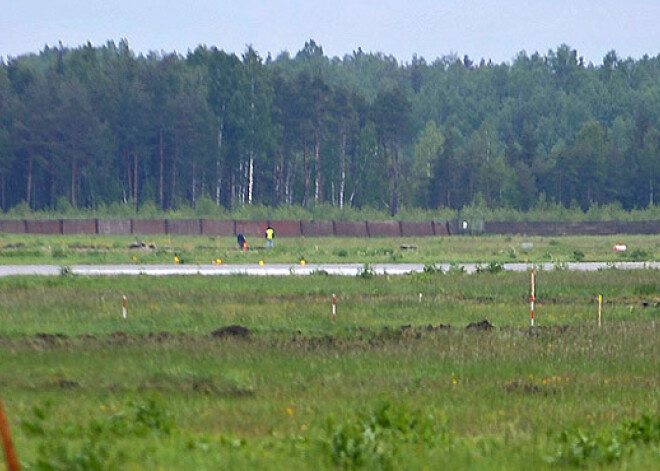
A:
[629,248,649,260]
[551,414,660,466]
[422,263,442,274]
[6,273,660,468]
[21,397,174,470]
[572,250,585,261]
[358,263,375,279]
[8,42,660,216]
[322,402,444,469]
[475,261,504,274]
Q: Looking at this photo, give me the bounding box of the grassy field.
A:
[2,270,660,469]
[0,233,659,265]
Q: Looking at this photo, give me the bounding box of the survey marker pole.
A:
[530,270,536,327]
[332,294,337,322]
[0,389,20,471]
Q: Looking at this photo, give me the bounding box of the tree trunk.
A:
[248,155,254,205]
[192,160,197,208]
[50,171,56,209]
[314,128,322,203]
[71,158,77,208]
[170,139,177,209]
[338,122,346,209]
[26,156,33,208]
[159,129,164,209]
[275,145,284,206]
[125,148,132,205]
[391,140,400,216]
[285,160,294,206]
[216,114,224,206]
[303,144,310,207]
[133,149,139,211]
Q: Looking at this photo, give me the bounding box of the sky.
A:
[2,0,660,64]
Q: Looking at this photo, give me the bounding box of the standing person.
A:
[265,225,275,249]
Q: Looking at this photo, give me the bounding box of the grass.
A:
[0,233,659,265]
[2,271,660,469]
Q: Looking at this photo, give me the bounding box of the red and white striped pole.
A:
[0,389,20,471]
[332,293,337,322]
[530,270,536,327]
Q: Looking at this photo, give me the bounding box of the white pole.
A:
[530,270,535,327]
[122,295,128,321]
[332,294,337,322]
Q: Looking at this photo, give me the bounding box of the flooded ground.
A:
[0,261,659,277]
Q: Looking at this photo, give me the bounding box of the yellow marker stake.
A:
[598,294,603,328]
[259,260,264,266]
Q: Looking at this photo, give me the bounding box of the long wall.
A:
[2,219,658,236]
[482,220,660,236]
[0,219,454,237]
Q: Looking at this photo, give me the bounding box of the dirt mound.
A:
[147,331,176,341]
[55,378,79,389]
[34,333,69,343]
[466,319,494,331]
[108,331,132,344]
[210,325,251,338]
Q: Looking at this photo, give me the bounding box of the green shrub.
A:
[423,263,442,274]
[551,414,660,466]
[358,263,375,279]
[323,402,445,469]
[629,249,649,260]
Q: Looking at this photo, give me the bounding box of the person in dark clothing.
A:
[237,233,248,251]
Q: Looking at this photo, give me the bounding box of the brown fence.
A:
[25,220,62,234]
[98,219,131,234]
[235,220,267,237]
[367,221,402,237]
[13,218,657,236]
[483,220,660,236]
[269,220,302,237]
[0,220,25,234]
[167,219,201,235]
[401,221,434,237]
[334,221,368,237]
[201,219,235,236]
[301,220,335,237]
[62,219,97,234]
[132,219,166,235]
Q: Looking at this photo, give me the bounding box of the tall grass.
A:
[3,272,660,469]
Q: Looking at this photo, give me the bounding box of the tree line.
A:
[1,40,660,215]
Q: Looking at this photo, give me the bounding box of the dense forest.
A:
[1,40,660,216]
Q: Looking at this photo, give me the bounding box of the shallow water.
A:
[0,261,658,277]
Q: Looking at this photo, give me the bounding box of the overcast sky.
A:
[2,0,660,64]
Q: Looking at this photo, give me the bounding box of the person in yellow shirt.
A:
[265,226,275,249]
